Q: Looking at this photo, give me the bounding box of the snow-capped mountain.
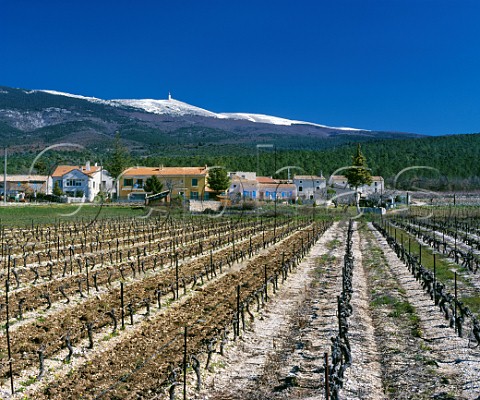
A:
[40,89,366,131]
[40,90,115,106]
[0,85,420,152]
[217,112,363,131]
[111,97,222,119]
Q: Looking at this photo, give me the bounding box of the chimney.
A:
[86,161,91,171]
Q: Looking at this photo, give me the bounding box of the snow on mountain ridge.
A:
[39,90,116,106]
[38,90,367,131]
[218,112,364,131]
[110,98,227,119]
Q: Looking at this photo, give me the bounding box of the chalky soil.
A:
[200,221,382,399]
[196,221,480,400]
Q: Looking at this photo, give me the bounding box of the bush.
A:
[241,201,256,210]
[52,181,63,196]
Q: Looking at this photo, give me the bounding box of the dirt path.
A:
[197,220,348,400]
[341,223,384,399]
[191,220,480,400]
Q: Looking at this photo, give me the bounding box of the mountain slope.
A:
[110,96,366,131]
[0,85,421,153]
[40,89,367,130]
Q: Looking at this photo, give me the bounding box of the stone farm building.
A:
[0,175,51,200]
[228,172,296,202]
[293,174,326,201]
[329,175,385,194]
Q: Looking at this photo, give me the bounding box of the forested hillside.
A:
[139,133,480,188]
[2,133,479,190]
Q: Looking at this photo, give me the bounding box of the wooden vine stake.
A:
[433,253,436,303]
[324,352,330,400]
[121,281,125,329]
[5,254,14,394]
[176,254,180,300]
[264,264,268,302]
[183,326,188,400]
[236,285,241,337]
[454,271,458,334]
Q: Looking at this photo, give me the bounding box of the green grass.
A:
[316,253,336,265]
[102,330,120,341]
[371,294,397,307]
[388,300,415,318]
[386,222,480,317]
[0,204,147,227]
[311,254,336,285]
[361,224,423,338]
[387,300,422,336]
[20,376,37,387]
[326,239,341,250]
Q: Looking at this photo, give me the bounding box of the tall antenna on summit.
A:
[168,91,172,100]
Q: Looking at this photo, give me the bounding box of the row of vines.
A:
[0,214,332,399]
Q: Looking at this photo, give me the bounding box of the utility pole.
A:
[274,145,277,177]
[3,147,6,205]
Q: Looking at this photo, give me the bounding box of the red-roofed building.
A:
[118,166,209,201]
[228,172,296,202]
[51,162,114,202]
[256,176,277,184]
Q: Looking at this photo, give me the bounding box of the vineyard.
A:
[0,209,479,399]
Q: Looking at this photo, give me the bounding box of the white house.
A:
[257,177,296,201]
[293,174,326,201]
[228,172,296,202]
[229,174,258,200]
[329,175,384,194]
[228,171,257,181]
[52,162,114,202]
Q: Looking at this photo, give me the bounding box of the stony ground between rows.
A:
[190,221,480,400]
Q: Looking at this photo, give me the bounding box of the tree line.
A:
[2,132,480,191]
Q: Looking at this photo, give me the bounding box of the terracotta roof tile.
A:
[259,183,296,189]
[52,165,101,177]
[123,166,208,177]
[256,176,277,184]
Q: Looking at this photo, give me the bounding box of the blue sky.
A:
[1,0,480,135]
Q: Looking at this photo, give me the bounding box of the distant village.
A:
[0,162,387,208]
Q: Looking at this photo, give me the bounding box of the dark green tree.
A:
[206,167,231,199]
[104,132,131,180]
[144,175,164,194]
[344,144,372,213]
[52,181,63,197]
